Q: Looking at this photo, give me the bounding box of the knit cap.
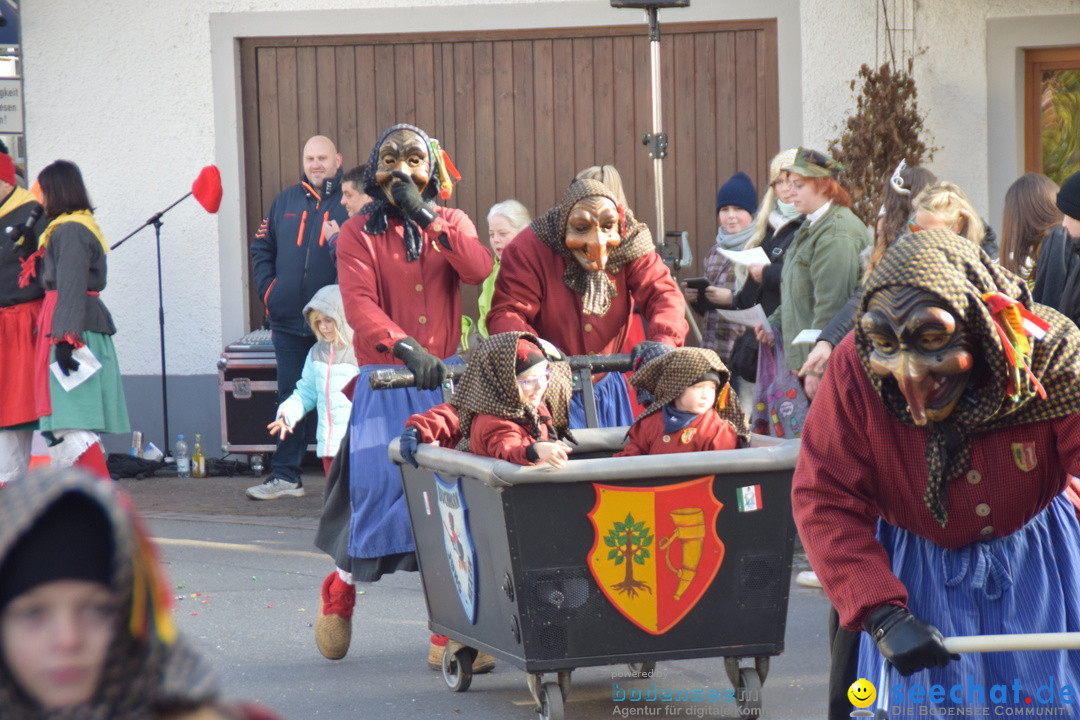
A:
[715,171,758,215]
[515,338,546,375]
[0,154,16,186]
[1057,169,1080,221]
[0,493,113,612]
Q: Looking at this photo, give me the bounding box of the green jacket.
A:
[768,203,868,372]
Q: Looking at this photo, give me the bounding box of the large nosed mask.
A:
[563,196,622,272]
[374,129,431,204]
[861,286,975,426]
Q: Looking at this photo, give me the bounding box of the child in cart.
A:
[265,284,358,478]
[402,332,575,468]
[615,346,749,456]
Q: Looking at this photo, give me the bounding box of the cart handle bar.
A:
[943,632,1080,654]
[368,353,633,390]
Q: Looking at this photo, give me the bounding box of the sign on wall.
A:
[0,78,22,133]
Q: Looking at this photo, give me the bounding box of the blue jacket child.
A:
[268,284,358,460]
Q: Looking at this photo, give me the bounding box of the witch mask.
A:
[860,285,976,426]
[563,195,622,272]
[374,128,432,204]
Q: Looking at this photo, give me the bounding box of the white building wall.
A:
[17,0,1080,447]
[799,0,1080,221]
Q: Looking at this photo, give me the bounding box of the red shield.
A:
[587,476,724,635]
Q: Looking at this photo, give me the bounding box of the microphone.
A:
[191,165,222,214]
[5,204,43,243]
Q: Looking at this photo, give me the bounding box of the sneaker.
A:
[796,570,822,588]
[246,477,304,500]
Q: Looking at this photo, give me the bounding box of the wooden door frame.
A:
[1023,45,1080,174]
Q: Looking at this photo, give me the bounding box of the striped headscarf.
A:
[451,331,575,453]
[856,228,1080,525]
[530,179,656,317]
[629,346,750,445]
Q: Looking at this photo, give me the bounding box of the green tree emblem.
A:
[603,513,654,598]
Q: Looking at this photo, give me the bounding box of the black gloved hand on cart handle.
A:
[629,340,672,371]
[863,604,957,676]
[392,336,447,391]
[399,426,420,468]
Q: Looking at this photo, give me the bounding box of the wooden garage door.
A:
[240,21,778,331]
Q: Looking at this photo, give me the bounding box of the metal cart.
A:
[391,427,799,719]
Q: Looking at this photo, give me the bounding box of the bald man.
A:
[249,135,350,500]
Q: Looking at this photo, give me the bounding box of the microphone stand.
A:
[112,191,193,456]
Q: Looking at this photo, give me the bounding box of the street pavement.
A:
[120,469,832,719]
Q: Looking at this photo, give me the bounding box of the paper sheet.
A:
[50,345,102,392]
[713,304,769,329]
[717,246,771,266]
[790,329,822,345]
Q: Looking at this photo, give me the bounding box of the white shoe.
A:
[796,570,822,588]
[246,477,305,500]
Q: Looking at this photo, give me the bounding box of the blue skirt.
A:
[568,370,634,429]
[345,362,452,559]
[858,494,1080,713]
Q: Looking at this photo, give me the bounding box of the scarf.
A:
[360,123,441,263]
[774,200,801,223]
[0,470,219,720]
[38,211,108,253]
[450,331,574,453]
[0,186,38,246]
[530,179,655,317]
[856,228,1080,525]
[628,346,749,444]
[713,223,755,252]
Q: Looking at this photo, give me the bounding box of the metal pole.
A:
[646,6,665,243]
[153,219,170,455]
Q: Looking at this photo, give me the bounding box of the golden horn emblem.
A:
[658,508,705,600]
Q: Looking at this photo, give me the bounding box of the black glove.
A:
[55,341,80,376]
[390,172,437,229]
[863,605,956,676]
[399,426,420,468]
[630,341,672,371]
[392,336,447,391]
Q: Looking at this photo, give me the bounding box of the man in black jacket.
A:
[248,135,349,500]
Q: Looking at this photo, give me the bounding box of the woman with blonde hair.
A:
[710,148,803,383]
[910,181,985,245]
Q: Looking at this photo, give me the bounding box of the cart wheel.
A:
[540,681,565,720]
[735,667,763,716]
[441,645,473,693]
[627,661,656,678]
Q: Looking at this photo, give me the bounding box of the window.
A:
[1025,46,1080,184]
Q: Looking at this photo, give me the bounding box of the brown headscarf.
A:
[451,331,575,453]
[629,346,750,445]
[529,178,656,317]
[856,228,1080,525]
[0,469,219,720]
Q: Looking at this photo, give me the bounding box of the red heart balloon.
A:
[191,165,222,213]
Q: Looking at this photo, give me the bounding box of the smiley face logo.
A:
[848,678,876,709]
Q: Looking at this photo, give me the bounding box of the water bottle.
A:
[175,434,191,477]
[192,433,206,478]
